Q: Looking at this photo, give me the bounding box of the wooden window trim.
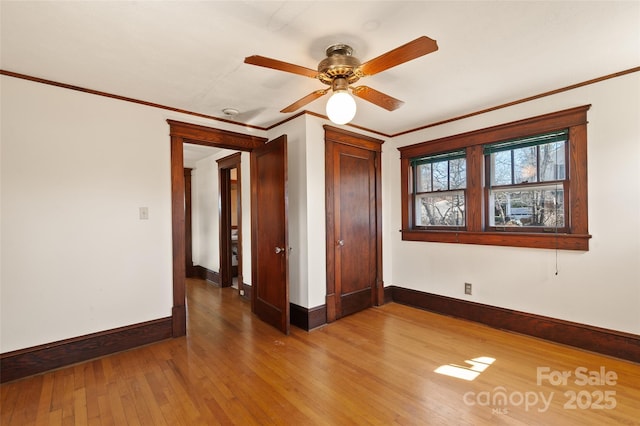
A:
[399,105,591,250]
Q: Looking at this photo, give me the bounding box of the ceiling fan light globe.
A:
[326,90,356,125]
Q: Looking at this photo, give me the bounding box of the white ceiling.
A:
[1,1,639,137]
[183,143,223,168]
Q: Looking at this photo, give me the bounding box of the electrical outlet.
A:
[239,289,245,296]
[464,282,472,295]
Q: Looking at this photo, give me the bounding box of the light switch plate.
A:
[139,207,149,220]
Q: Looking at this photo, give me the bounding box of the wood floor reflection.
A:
[2,278,639,425]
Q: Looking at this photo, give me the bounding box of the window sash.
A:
[414,189,466,228]
[489,142,566,186]
[411,150,466,166]
[485,130,568,231]
[487,183,566,231]
[412,151,467,194]
[483,130,568,155]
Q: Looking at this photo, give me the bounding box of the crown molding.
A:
[2,66,638,139]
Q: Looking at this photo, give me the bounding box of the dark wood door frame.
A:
[218,153,242,289]
[168,120,267,337]
[184,168,194,278]
[324,125,384,322]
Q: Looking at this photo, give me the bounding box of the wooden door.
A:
[325,127,383,322]
[250,135,290,334]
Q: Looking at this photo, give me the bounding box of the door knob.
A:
[337,240,345,246]
[275,247,285,254]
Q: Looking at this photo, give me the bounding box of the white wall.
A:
[266,117,308,306]
[192,149,229,273]
[191,155,217,271]
[384,72,640,334]
[190,149,252,283]
[304,117,328,308]
[0,75,263,352]
[2,70,636,355]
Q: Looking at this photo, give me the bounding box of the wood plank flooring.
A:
[2,278,639,425]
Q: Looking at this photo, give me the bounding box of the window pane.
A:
[539,141,565,181]
[492,151,512,185]
[490,185,564,227]
[449,158,466,189]
[416,163,432,192]
[513,146,537,183]
[416,191,465,227]
[432,161,448,191]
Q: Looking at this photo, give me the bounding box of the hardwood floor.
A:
[2,278,639,425]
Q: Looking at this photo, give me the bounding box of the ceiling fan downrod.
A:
[331,76,349,93]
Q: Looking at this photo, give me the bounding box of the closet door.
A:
[325,126,383,321]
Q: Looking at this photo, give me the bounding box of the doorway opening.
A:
[168,119,267,337]
[218,153,243,294]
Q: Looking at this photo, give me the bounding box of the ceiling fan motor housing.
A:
[317,43,362,86]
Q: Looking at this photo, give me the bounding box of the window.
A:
[399,106,591,250]
[413,151,466,228]
[485,130,567,232]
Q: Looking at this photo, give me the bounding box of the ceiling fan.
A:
[244,36,438,124]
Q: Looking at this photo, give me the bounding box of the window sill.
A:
[401,229,591,251]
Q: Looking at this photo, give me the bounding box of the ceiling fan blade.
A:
[281,89,329,113]
[359,36,438,76]
[351,86,404,111]
[244,55,318,78]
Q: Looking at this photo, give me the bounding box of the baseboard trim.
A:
[290,303,327,331]
[0,317,173,383]
[193,265,220,284]
[192,268,250,299]
[389,286,639,363]
[8,286,632,384]
[384,286,394,304]
[241,282,252,300]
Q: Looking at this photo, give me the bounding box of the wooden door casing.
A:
[168,119,267,337]
[250,135,290,334]
[218,153,242,289]
[325,126,384,322]
[184,168,194,278]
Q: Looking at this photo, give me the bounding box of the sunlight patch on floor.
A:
[434,356,496,381]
